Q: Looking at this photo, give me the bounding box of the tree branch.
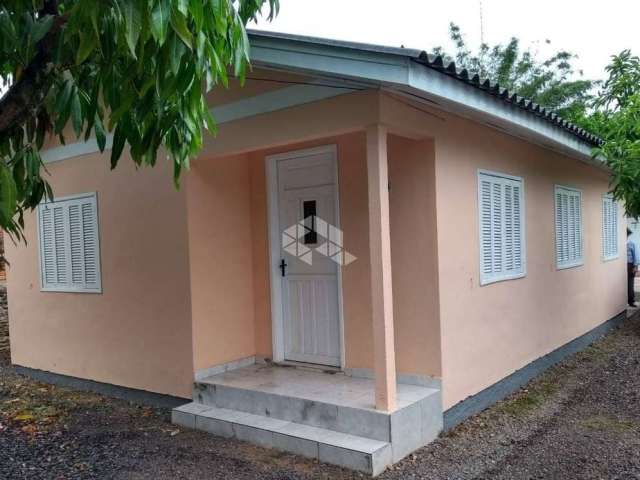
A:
[0,13,67,138]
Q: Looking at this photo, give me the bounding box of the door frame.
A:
[265,144,345,368]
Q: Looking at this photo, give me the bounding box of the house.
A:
[5,31,625,475]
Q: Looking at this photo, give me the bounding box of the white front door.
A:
[272,147,342,367]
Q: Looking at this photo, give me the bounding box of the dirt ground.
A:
[1,313,640,479]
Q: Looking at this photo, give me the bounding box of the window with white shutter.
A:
[38,192,102,293]
[554,186,583,269]
[602,194,618,261]
[478,170,526,285]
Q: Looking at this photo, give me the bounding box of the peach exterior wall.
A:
[186,153,256,372]
[434,114,627,409]
[388,136,441,377]
[5,153,195,398]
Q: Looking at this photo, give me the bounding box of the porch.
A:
[173,363,441,475]
[179,80,445,473]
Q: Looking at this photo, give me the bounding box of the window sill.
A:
[557,261,584,270]
[480,272,526,286]
[602,255,620,263]
[40,287,102,294]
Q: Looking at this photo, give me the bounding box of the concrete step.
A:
[173,402,392,476]
[193,377,441,443]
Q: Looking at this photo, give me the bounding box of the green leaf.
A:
[12,152,26,200]
[203,109,217,135]
[54,81,74,134]
[0,8,18,45]
[0,165,18,226]
[150,0,170,43]
[121,0,142,57]
[70,90,83,137]
[76,32,98,64]
[108,87,136,129]
[169,33,187,74]
[176,0,189,16]
[110,125,127,169]
[170,9,192,49]
[31,14,54,44]
[188,0,204,31]
[54,80,73,115]
[94,115,107,152]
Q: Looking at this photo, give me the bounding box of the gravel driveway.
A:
[1,312,639,479]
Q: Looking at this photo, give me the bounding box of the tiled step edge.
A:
[173,402,392,476]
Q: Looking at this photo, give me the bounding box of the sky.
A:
[252,0,640,81]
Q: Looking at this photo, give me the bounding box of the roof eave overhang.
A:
[248,31,607,172]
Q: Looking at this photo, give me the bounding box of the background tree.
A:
[434,24,640,218]
[0,0,278,239]
[586,51,640,217]
[433,23,595,122]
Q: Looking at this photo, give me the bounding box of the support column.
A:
[366,124,397,412]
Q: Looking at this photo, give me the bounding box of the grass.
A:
[581,416,639,433]
[497,331,623,419]
[499,379,558,417]
[574,342,616,365]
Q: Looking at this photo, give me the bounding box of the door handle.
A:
[279,259,288,277]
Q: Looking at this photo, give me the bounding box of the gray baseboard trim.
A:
[443,310,627,430]
[12,365,188,409]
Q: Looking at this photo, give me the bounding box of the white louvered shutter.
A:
[555,186,583,269]
[38,193,101,292]
[81,202,99,286]
[478,172,525,285]
[40,207,58,285]
[53,205,67,284]
[602,195,618,260]
[511,182,523,271]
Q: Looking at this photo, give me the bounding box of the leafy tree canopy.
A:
[586,51,640,217]
[433,23,595,122]
[0,0,278,239]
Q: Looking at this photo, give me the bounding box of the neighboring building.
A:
[5,32,625,475]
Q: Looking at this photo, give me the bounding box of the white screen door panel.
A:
[277,151,341,366]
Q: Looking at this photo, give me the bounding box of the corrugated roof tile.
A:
[414,54,602,146]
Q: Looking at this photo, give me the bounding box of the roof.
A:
[412,52,602,146]
[248,30,603,154]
